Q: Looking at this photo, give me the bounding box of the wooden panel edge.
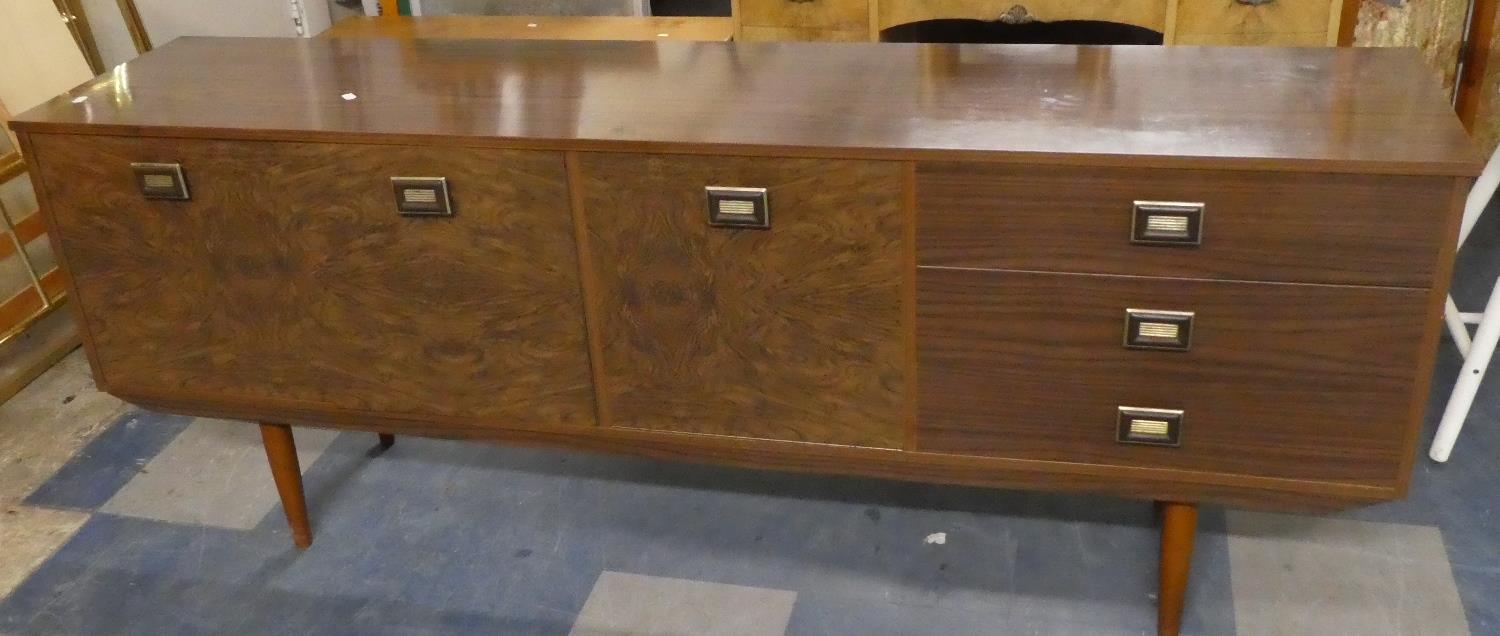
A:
[565,151,611,428]
[1164,0,1180,45]
[902,161,918,450]
[13,132,111,393]
[1325,0,1342,46]
[0,154,24,183]
[1337,0,1359,46]
[1395,175,1472,495]
[1457,0,1499,130]
[730,0,743,40]
[5,125,1480,178]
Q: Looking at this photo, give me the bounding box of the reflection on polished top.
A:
[9,37,1479,175]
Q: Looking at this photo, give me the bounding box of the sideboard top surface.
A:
[9,37,1479,176]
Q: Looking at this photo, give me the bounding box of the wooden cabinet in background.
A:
[735,0,1350,44]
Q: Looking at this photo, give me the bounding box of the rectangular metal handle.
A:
[1124,308,1194,351]
[706,186,769,229]
[132,162,190,200]
[392,177,453,216]
[1117,406,1183,447]
[1131,201,1203,246]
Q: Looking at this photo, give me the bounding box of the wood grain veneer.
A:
[577,152,906,447]
[917,163,1456,287]
[916,267,1428,485]
[8,38,1470,636]
[5,39,1478,512]
[28,134,596,428]
[6,38,1478,177]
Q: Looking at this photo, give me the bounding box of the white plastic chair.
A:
[1429,144,1500,462]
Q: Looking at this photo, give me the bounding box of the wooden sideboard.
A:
[735,0,1352,44]
[9,38,1475,636]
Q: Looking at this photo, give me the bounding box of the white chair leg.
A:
[1445,295,1473,357]
[1431,277,1500,462]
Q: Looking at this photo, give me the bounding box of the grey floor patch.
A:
[0,505,88,599]
[571,571,796,636]
[0,352,126,505]
[1228,511,1469,636]
[99,419,338,529]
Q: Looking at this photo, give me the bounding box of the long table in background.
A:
[322,15,735,42]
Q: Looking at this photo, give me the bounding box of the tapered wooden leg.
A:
[378,433,395,449]
[1157,501,1198,636]
[259,422,312,549]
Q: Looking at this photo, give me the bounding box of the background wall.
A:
[133,0,332,42]
[1350,0,1497,152]
[0,0,93,114]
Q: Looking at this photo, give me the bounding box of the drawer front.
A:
[880,0,1169,32]
[917,163,1453,287]
[740,25,869,42]
[739,0,869,30]
[1174,0,1334,44]
[578,152,906,447]
[31,134,597,427]
[1173,30,1329,46]
[917,267,1427,485]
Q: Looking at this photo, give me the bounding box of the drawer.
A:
[30,134,597,427]
[916,163,1454,287]
[879,0,1169,33]
[738,0,869,30]
[1173,30,1328,46]
[1174,0,1334,43]
[576,152,907,447]
[916,267,1428,485]
[740,25,868,42]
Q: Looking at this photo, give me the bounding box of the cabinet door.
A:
[577,153,907,447]
[30,134,596,428]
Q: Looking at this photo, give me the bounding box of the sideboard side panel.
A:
[577,152,907,447]
[28,134,597,427]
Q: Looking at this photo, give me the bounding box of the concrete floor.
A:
[1,209,1499,633]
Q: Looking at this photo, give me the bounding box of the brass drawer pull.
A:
[1117,406,1183,447]
[1131,201,1203,246]
[131,162,190,200]
[391,177,453,216]
[706,186,770,229]
[1124,308,1194,351]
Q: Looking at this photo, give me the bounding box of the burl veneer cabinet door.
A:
[577,153,906,447]
[31,134,596,427]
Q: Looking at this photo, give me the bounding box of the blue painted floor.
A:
[1,206,1499,635]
